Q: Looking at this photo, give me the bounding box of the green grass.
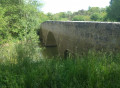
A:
[0,41,120,88]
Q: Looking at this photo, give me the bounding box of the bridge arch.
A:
[40,21,120,57]
[45,31,57,47]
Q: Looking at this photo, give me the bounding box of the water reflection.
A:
[40,43,58,58]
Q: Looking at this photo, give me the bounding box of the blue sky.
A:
[41,0,111,14]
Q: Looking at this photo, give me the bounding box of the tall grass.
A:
[0,41,120,88]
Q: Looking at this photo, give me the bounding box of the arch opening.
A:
[42,32,58,58]
[46,32,57,47]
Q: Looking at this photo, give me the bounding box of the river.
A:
[39,43,58,58]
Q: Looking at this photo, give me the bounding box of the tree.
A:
[88,7,100,15]
[0,0,42,38]
[90,13,100,21]
[0,0,43,44]
[0,6,9,44]
[72,15,90,21]
[107,0,120,21]
[47,12,53,20]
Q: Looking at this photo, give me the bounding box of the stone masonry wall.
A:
[40,21,120,56]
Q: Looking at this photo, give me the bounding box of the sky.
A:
[41,0,111,14]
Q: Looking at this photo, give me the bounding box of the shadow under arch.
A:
[42,31,58,58]
[46,31,57,47]
[39,27,43,41]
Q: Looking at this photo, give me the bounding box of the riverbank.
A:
[0,41,120,88]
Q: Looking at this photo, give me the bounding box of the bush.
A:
[0,44,120,88]
[72,15,90,21]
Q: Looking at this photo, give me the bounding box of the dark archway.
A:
[39,28,43,42]
[43,32,58,57]
[46,32,57,47]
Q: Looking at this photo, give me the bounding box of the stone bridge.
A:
[40,21,120,56]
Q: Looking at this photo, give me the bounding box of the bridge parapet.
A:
[40,21,120,56]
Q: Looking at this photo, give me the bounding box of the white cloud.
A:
[41,0,110,13]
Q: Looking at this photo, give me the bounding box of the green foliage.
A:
[107,0,120,21]
[0,40,41,87]
[46,12,54,20]
[89,7,107,21]
[88,7,101,14]
[90,13,101,21]
[47,7,107,21]
[51,12,69,21]
[0,6,10,44]
[72,15,90,21]
[0,0,43,44]
[0,43,120,88]
[71,7,107,21]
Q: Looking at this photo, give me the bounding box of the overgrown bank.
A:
[0,41,120,88]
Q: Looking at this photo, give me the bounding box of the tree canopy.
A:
[46,7,107,21]
[0,0,45,44]
[107,0,120,21]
